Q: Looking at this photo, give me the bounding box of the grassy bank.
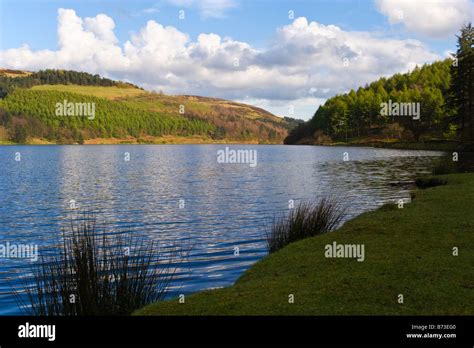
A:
[135,173,474,315]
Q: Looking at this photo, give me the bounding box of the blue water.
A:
[0,145,442,314]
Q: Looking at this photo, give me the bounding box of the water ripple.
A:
[0,145,442,314]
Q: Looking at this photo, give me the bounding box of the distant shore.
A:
[0,137,461,150]
[290,136,460,151]
[331,140,458,151]
[0,135,272,145]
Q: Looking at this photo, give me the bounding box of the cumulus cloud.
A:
[167,0,238,18]
[0,9,127,74]
[376,0,474,38]
[0,9,440,119]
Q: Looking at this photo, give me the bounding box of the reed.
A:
[15,214,176,315]
[265,197,346,253]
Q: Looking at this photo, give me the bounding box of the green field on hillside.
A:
[32,84,147,100]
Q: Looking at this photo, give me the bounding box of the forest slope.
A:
[0,69,293,144]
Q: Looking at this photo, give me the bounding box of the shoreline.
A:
[0,139,458,150]
[135,172,474,315]
[290,138,460,152]
[0,137,273,146]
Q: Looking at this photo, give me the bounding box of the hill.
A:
[0,69,294,144]
[285,59,457,148]
[0,69,32,78]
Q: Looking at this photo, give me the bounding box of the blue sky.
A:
[1,0,472,119]
[1,0,457,53]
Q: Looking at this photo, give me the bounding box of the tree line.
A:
[0,69,140,99]
[285,24,474,147]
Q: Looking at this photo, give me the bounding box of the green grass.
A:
[135,173,474,316]
[31,84,147,100]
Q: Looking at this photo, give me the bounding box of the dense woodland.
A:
[285,24,474,148]
[0,89,214,143]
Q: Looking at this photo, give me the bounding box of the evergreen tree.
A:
[450,23,474,144]
[286,57,454,144]
[12,124,27,143]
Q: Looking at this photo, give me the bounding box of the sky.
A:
[0,0,473,120]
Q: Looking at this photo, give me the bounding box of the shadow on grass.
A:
[415,177,448,189]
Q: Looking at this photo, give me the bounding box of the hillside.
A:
[0,69,32,78]
[0,70,293,144]
[285,59,458,148]
[31,84,147,100]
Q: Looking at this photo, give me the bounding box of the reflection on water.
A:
[0,145,442,314]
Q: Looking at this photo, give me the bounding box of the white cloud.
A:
[141,7,159,15]
[0,9,440,120]
[167,0,237,18]
[84,14,118,44]
[376,0,474,38]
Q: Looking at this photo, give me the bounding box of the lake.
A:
[0,145,443,315]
